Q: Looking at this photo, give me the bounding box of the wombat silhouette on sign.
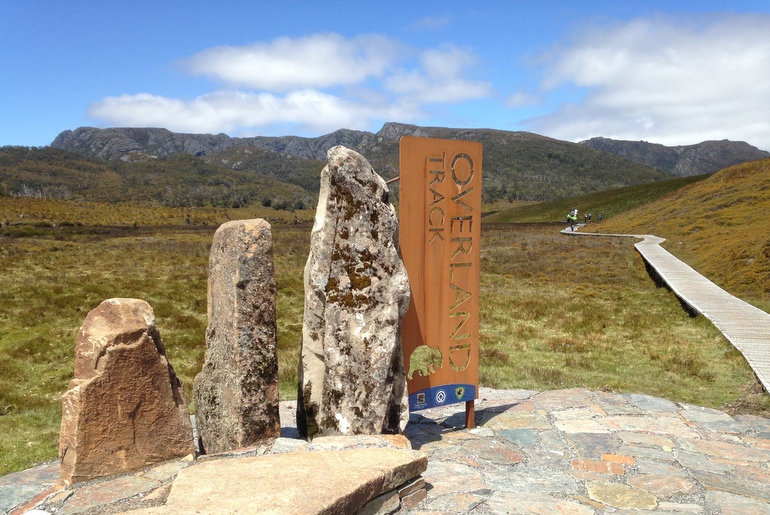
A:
[407,344,443,380]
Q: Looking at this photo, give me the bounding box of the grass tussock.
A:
[0,199,765,476]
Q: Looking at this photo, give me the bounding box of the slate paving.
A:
[3,387,770,514]
[405,388,770,514]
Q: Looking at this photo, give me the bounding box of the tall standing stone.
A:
[59,298,194,485]
[193,219,280,454]
[297,145,410,438]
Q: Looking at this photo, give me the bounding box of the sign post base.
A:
[465,400,475,429]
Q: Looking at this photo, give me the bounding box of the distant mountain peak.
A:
[579,137,770,176]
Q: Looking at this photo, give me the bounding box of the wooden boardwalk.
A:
[564,227,770,393]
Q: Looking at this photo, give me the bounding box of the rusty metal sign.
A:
[399,136,482,419]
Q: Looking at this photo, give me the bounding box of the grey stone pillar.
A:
[194,219,280,454]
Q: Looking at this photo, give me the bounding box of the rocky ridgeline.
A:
[51,123,770,178]
[55,147,424,513]
[50,127,238,161]
[50,125,393,162]
[580,136,770,176]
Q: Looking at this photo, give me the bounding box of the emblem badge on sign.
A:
[455,386,465,400]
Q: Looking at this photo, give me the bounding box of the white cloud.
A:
[88,90,416,136]
[385,44,493,103]
[506,91,540,107]
[182,33,401,91]
[89,33,491,136]
[525,14,770,149]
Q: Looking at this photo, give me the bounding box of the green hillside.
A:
[0,146,315,209]
[583,158,770,305]
[485,173,712,223]
[47,125,675,204]
[200,145,325,195]
[354,127,672,202]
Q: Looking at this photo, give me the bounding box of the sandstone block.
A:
[193,219,280,454]
[121,447,428,515]
[297,146,410,438]
[59,299,194,484]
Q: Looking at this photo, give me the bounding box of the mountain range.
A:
[2,123,766,207]
[579,137,769,176]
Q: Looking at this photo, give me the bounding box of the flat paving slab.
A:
[0,462,59,514]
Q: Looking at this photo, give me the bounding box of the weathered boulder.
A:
[297,145,410,438]
[193,219,280,454]
[59,298,194,484]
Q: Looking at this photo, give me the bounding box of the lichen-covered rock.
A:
[59,299,194,484]
[297,146,410,438]
[193,219,280,454]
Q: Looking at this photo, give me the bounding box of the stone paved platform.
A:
[407,388,770,514]
[3,388,770,514]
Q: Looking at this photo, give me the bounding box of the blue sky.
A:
[3,1,770,150]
